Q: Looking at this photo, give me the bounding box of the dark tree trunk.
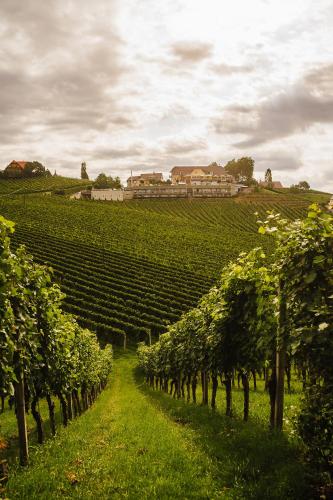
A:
[241,372,250,421]
[186,375,191,403]
[201,371,208,405]
[72,391,78,417]
[59,394,68,427]
[14,372,29,466]
[211,375,218,410]
[192,375,197,403]
[225,375,232,417]
[302,367,307,389]
[46,394,56,436]
[81,388,89,411]
[177,375,181,399]
[285,357,291,393]
[251,370,257,391]
[31,396,44,444]
[268,370,277,430]
[0,395,4,414]
[264,367,269,392]
[73,390,82,415]
[67,393,73,420]
[8,395,15,410]
[181,377,186,398]
[275,281,287,431]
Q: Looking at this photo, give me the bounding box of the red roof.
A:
[7,160,27,170]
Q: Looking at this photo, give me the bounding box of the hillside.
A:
[0,176,90,195]
[0,188,330,344]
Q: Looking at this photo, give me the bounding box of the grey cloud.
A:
[0,0,135,146]
[161,138,207,155]
[254,151,302,172]
[170,41,213,63]
[91,144,145,160]
[212,64,333,147]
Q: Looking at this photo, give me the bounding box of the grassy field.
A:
[1,351,310,499]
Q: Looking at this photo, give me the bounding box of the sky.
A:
[0,0,332,191]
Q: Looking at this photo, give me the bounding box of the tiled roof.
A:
[7,160,27,170]
[127,172,163,181]
[171,165,227,175]
[140,172,163,179]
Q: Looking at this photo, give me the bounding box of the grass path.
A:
[5,353,223,499]
[4,352,309,499]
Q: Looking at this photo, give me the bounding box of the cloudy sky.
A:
[0,0,332,190]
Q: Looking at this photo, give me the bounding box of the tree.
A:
[81,162,89,180]
[94,173,122,189]
[109,176,122,189]
[94,173,108,189]
[290,181,310,192]
[265,168,273,185]
[21,161,47,178]
[224,157,254,185]
[299,180,310,190]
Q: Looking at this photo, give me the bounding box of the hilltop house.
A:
[4,160,27,178]
[127,172,163,187]
[259,180,284,189]
[170,165,234,185]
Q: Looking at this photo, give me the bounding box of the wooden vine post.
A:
[274,279,287,431]
[14,366,29,466]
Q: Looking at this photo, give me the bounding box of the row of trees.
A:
[0,216,113,466]
[138,205,333,485]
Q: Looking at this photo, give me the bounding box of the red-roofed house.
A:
[4,160,28,178]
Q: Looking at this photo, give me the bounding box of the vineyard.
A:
[0,184,332,498]
[138,205,333,496]
[0,186,330,345]
[0,176,90,195]
[0,216,113,467]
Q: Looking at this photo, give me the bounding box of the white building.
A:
[91,189,134,201]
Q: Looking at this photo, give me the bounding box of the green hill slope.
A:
[1,189,329,344]
[0,176,90,195]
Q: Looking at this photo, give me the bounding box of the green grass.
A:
[2,352,311,499]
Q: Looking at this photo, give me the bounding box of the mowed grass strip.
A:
[5,352,223,499]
